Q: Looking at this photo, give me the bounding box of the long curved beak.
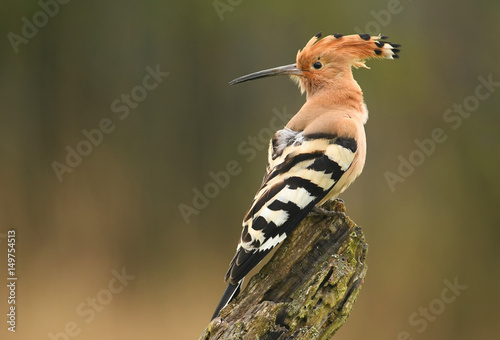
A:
[229,63,303,85]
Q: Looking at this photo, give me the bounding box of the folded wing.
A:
[225,130,357,284]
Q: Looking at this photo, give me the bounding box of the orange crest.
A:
[296,32,400,70]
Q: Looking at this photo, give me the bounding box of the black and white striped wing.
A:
[225,130,357,284]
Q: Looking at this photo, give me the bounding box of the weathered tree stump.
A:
[200,200,368,340]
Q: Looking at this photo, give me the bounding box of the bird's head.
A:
[230,33,400,97]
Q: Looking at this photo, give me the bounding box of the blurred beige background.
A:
[1,0,499,339]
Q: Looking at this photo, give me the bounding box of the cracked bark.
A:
[200,200,368,340]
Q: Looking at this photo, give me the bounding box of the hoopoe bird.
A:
[212,33,400,320]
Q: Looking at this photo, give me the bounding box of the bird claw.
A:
[309,206,342,217]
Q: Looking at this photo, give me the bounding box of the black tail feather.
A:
[211,281,242,320]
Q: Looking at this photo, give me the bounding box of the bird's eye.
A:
[312,61,323,69]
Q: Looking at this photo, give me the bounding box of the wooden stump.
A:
[200,200,368,340]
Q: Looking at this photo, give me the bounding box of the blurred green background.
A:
[1,0,499,339]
